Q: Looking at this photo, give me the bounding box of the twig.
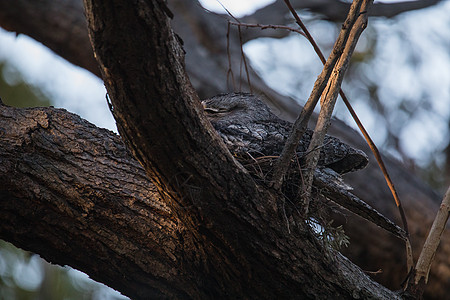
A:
[226,22,236,90]
[296,16,410,238]
[405,186,450,296]
[216,2,252,93]
[215,0,239,23]
[271,0,369,191]
[364,269,383,275]
[227,3,409,241]
[340,93,409,232]
[228,21,307,38]
[340,90,413,271]
[237,24,252,92]
[302,0,371,216]
[219,0,411,268]
[270,2,347,190]
[282,0,326,64]
[278,0,411,269]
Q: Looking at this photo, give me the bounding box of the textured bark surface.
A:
[0,104,180,298]
[328,119,450,298]
[0,102,400,299]
[0,0,448,299]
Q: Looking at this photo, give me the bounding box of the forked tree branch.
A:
[301,1,370,211]
[405,186,450,297]
[272,0,414,273]
[80,0,402,298]
[0,89,400,299]
[271,0,371,190]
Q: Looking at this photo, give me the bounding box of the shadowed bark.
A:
[0,100,399,298]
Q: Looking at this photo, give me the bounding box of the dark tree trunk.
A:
[0,102,398,299]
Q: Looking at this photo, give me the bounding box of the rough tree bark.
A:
[0,0,401,295]
[0,0,399,298]
[0,0,448,299]
[0,102,399,299]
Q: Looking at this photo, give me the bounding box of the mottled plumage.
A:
[202,93,406,240]
[203,93,368,174]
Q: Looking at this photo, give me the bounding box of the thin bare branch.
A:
[228,21,307,38]
[268,1,410,255]
[301,0,371,215]
[406,186,450,296]
[237,24,252,92]
[273,0,412,270]
[271,0,368,190]
[217,2,253,93]
[340,91,414,272]
[270,1,342,190]
[226,22,236,90]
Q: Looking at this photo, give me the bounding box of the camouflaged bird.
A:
[201,93,407,241]
[202,93,368,175]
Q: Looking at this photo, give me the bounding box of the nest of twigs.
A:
[237,153,339,218]
[235,152,349,248]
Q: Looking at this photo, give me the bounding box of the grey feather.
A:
[202,93,407,241]
[203,93,368,174]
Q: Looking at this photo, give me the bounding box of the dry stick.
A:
[282,0,326,65]
[226,22,236,90]
[341,92,414,271]
[218,2,252,93]
[226,19,409,232]
[271,0,365,190]
[407,186,450,296]
[237,25,252,93]
[224,0,413,272]
[341,81,409,233]
[280,0,412,269]
[286,0,409,236]
[302,0,371,216]
[228,21,307,38]
[227,9,409,239]
[225,0,408,227]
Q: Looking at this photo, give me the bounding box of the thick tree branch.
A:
[0,101,400,298]
[0,103,185,298]
[271,0,371,191]
[0,0,100,77]
[243,0,443,24]
[9,0,397,297]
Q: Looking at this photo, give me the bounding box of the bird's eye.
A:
[202,101,232,114]
[202,100,244,116]
[204,107,228,114]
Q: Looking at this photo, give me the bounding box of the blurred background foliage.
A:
[0,62,50,108]
[0,240,104,300]
[244,5,450,193]
[0,0,449,298]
